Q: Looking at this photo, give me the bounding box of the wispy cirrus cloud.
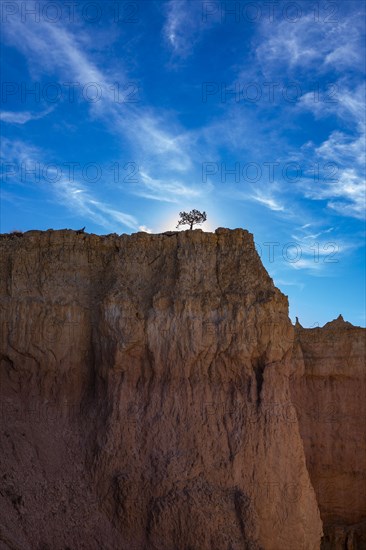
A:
[54,179,146,232]
[0,137,43,181]
[0,136,149,232]
[248,4,366,222]
[298,85,365,220]
[285,221,362,273]
[291,225,334,241]
[0,137,40,162]
[136,170,205,203]
[250,192,285,212]
[314,129,365,167]
[297,83,365,128]
[2,0,364,231]
[256,7,365,76]
[304,166,365,220]
[163,0,209,59]
[276,279,305,291]
[0,107,53,124]
[1,4,198,203]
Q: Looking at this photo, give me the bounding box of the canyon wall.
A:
[0,228,364,549]
[291,319,366,548]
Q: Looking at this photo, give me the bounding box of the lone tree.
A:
[176,209,207,230]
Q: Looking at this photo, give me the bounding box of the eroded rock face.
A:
[0,228,361,549]
[291,318,366,549]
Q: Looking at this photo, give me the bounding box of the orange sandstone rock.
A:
[0,228,360,549]
[291,317,366,548]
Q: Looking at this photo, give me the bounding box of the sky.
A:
[0,0,365,327]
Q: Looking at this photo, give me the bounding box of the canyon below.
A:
[0,228,365,550]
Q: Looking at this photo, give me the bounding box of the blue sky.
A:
[1,0,365,327]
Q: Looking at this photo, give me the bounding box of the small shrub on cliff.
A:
[176,209,207,230]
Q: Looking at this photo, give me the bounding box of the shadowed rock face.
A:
[291,318,366,549]
[0,228,363,549]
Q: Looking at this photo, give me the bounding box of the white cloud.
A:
[163,0,208,59]
[251,195,285,212]
[299,130,365,220]
[138,225,152,233]
[2,9,108,85]
[280,225,361,272]
[276,279,305,291]
[315,130,365,167]
[1,7,199,203]
[295,79,365,221]
[3,0,363,232]
[250,193,285,212]
[0,137,39,162]
[297,84,365,134]
[325,169,365,219]
[289,258,324,271]
[256,9,365,76]
[128,115,192,172]
[225,4,365,225]
[292,226,334,240]
[0,138,43,184]
[54,179,140,231]
[1,135,145,232]
[134,170,205,203]
[0,107,53,124]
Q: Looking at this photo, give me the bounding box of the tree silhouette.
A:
[176,209,207,230]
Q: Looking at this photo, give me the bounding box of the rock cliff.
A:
[291,318,366,548]
[0,228,364,549]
